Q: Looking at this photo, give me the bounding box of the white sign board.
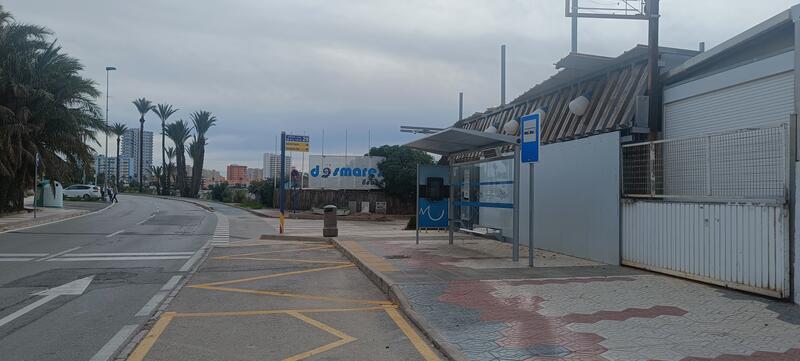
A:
[308,155,385,190]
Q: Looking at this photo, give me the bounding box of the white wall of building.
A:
[517,131,621,265]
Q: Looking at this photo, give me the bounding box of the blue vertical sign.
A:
[520,113,540,163]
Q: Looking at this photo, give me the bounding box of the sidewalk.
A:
[0,199,108,233]
[312,220,800,361]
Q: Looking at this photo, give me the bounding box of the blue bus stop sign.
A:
[520,113,540,163]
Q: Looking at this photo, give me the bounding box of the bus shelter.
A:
[403,127,526,261]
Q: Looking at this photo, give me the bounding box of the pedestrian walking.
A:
[100,186,106,202]
[111,186,118,203]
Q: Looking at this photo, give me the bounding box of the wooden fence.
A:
[272,189,414,214]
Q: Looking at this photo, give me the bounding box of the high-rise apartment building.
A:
[263,153,292,180]
[121,128,153,180]
[95,155,135,183]
[227,164,248,186]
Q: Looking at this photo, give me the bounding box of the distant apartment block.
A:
[246,167,263,181]
[263,153,291,180]
[227,164,248,186]
[121,128,153,180]
[95,155,134,183]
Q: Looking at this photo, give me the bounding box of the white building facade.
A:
[121,128,153,180]
[263,153,292,180]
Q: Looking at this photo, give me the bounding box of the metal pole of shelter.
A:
[448,158,455,245]
[512,145,520,262]
[279,131,286,234]
[416,163,420,245]
[528,163,534,267]
[570,0,578,53]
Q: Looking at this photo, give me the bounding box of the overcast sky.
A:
[5,1,798,175]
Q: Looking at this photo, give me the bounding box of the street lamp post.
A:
[104,66,116,188]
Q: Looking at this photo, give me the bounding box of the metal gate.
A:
[621,123,792,298]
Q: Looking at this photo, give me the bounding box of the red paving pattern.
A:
[438,277,691,360]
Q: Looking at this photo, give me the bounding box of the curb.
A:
[329,238,465,361]
[0,201,117,234]
[127,193,216,212]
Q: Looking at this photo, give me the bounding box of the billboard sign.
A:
[308,155,384,190]
[285,134,309,152]
[417,164,449,229]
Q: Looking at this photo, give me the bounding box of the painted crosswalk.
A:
[211,213,230,246]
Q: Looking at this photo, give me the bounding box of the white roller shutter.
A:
[664,71,794,139]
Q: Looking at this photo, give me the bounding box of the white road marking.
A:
[0,253,48,257]
[64,252,195,257]
[0,276,94,328]
[0,258,34,261]
[34,246,81,262]
[134,290,169,317]
[48,256,191,262]
[88,324,139,361]
[105,229,125,238]
[160,275,182,291]
[178,249,205,272]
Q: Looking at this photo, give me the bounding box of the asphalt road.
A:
[0,195,216,361]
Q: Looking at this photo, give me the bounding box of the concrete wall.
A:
[518,131,621,265]
[795,162,800,305]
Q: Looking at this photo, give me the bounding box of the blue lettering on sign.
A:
[310,165,383,178]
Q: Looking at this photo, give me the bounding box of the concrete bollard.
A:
[323,205,338,237]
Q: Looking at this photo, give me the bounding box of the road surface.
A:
[0,195,215,361]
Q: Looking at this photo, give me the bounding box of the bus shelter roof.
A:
[403,127,518,155]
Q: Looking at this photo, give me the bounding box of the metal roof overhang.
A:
[403,127,518,155]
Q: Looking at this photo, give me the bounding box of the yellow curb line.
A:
[192,285,393,305]
[384,306,441,361]
[189,263,355,288]
[127,312,175,361]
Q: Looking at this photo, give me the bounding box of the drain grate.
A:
[384,255,410,260]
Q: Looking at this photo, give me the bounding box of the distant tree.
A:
[153,103,178,195]
[368,145,434,200]
[189,110,216,197]
[110,123,128,190]
[210,182,228,201]
[164,147,176,193]
[248,179,275,207]
[149,165,162,195]
[164,120,192,196]
[132,98,155,192]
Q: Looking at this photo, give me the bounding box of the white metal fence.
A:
[622,123,790,202]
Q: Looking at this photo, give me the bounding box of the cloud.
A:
[5,0,797,174]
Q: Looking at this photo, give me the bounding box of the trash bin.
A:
[36,180,64,208]
[323,205,338,237]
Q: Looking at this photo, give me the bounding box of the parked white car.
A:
[63,184,101,200]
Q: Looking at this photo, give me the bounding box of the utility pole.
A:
[104,66,116,187]
[647,0,661,138]
[501,45,506,106]
[458,92,463,121]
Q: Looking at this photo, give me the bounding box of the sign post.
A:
[520,113,540,267]
[279,132,286,234]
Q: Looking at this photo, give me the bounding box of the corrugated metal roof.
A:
[454,46,697,148]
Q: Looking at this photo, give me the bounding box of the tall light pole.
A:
[105,66,116,187]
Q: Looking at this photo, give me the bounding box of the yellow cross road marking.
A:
[192,285,393,305]
[189,263,354,288]
[216,256,351,265]
[384,307,441,361]
[215,245,333,258]
[127,312,176,361]
[172,306,391,318]
[283,312,357,361]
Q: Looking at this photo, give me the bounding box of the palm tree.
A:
[189,110,216,197]
[110,123,128,190]
[132,98,154,193]
[164,120,192,196]
[0,6,105,212]
[149,165,162,195]
[153,103,178,194]
[164,146,176,194]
